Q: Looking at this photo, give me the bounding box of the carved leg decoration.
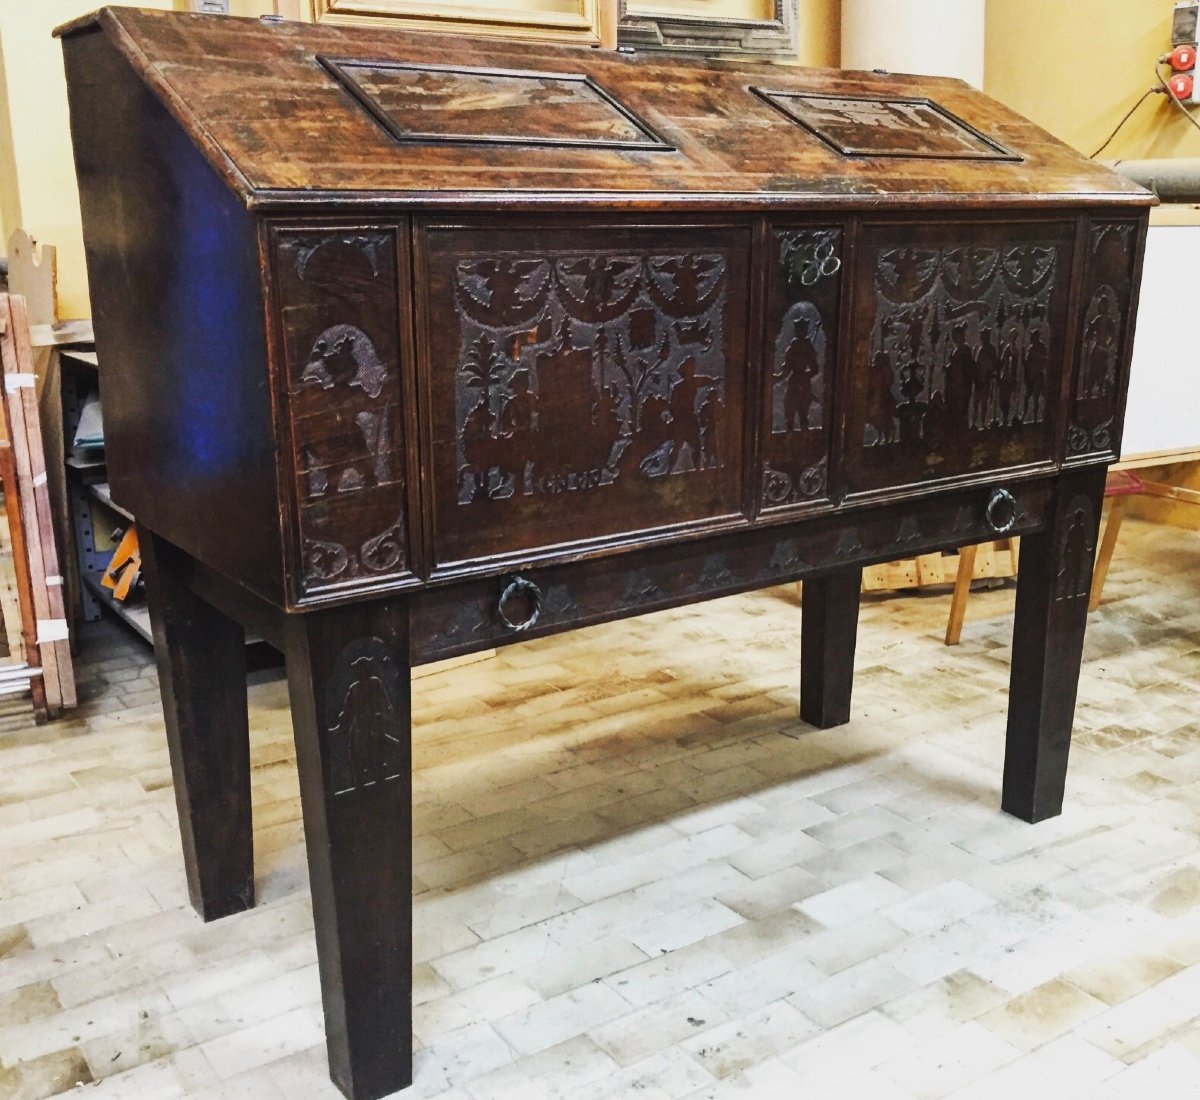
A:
[141,531,254,921]
[284,599,412,1100]
[1003,466,1107,823]
[800,567,863,729]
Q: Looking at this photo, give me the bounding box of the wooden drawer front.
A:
[760,225,844,513]
[274,230,412,597]
[410,476,1053,664]
[419,223,750,566]
[844,221,1074,497]
[1067,219,1142,461]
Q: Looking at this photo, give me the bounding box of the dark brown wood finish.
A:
[417,219,751,567]
[284,597,413,1100]
[759,223,844,513]
[58,9,1153,1099]
[800,567,863,729]
[1003,464,1108,822]
[140,532,254,921]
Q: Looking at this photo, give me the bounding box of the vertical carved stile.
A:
[1067,221,1138,458]
[760,226,842,511]
[275,231,411,596]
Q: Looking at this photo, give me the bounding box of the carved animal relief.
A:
[277,232,410,595]
[452,250,729,504]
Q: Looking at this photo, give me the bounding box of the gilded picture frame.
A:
[617,0,797,56]
[296,0,609,46]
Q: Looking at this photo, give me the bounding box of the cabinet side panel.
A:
[62,28,283,603]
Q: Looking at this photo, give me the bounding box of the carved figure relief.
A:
[753,90,1016,160]
[762,228,842,510]
[451,250,728,504]
[1054,495,1096,602]
[325,638,406,796]
[277,230,410,594]
[863,242,1058,450]
[1069,223,1136,456]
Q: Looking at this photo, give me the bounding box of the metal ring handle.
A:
[497,575,542,632]
[986,488,1018,534]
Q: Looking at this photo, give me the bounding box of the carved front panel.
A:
[1067,221,1140,459]
[275,231,411,596]
[420,224,749,565]
[760,225,843,512]
[845,221,1074,496]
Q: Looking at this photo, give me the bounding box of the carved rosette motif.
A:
[325,637,406,796]
[762,227,842,511]
[1054,494,1096,602]
[1068,223,1136,457]
[276,232,411,594]
[864,241,1058,450]
[451,251,729,504]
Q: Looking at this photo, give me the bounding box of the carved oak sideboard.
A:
[59,8,1151,1099]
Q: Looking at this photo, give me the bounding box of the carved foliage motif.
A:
[1054,494,1096,602]
[452,250,729,503]
[762,227,842,510]
[1069,223,1136,456]
[277,232,409,593]
[325,637,406,796]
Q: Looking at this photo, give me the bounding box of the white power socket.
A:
[188,0,231,13]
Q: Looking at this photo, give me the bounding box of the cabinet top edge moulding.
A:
[303,0,605,45]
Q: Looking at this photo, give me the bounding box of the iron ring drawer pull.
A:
[986,488,1018,534]
[497,575,542,632]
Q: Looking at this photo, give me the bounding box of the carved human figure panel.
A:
[846,222,1072,495]
[324,637,406,796]
[1069,222,1138,457]
[276,231,410,595]
[1054,495,1097,602]
[423,224,749,566]
[761,227,843,511]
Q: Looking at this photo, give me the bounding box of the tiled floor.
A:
[2,517,1200,1099]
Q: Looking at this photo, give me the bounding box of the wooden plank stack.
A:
[0,292,76,719]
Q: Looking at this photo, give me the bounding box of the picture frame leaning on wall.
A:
[617,0,798,57]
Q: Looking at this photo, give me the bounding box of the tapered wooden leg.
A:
[284,599,412,1100]
[801,567,863,728]
[141,531,253,921]
[1088,494,1128,611]
[1003,467,1107,823]
[944,543,979,646]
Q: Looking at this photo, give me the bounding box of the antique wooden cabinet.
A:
[60,8,1150,1098]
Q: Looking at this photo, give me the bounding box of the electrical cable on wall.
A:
[1090,88,1159,158]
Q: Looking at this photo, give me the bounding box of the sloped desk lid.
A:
[58,6,1151,211]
